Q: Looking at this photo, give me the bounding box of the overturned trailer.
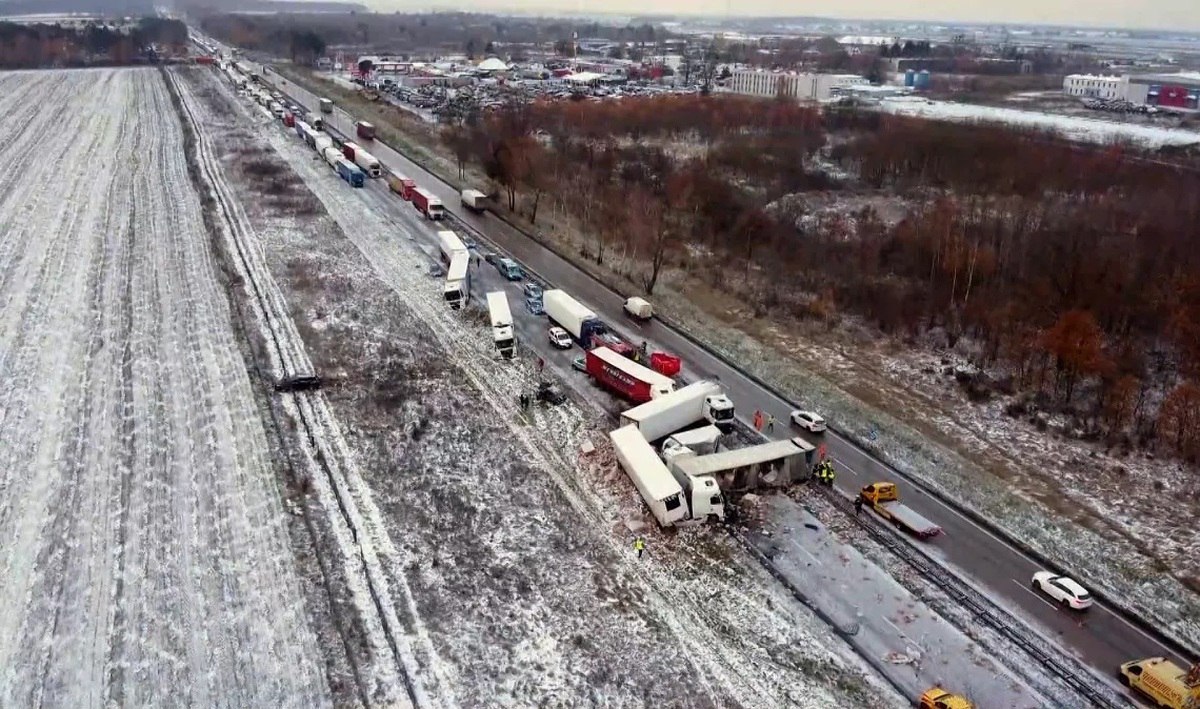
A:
[674,437,815,493]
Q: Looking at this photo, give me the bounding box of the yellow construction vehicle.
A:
[1118,656,1200,709]
[918,686,974,709]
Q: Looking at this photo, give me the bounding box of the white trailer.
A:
[658,445,726,521]
[352,147,382,177]
[660,425,723,459]
[610,425,688,527]
[437,230,467,265]
[444,254,469,309]
[314,135,333,154]
[486,291,514,357]
[461,189,487,211]
[322,146,342,168]
[542,289,606,346]
[620,380,735,443]
[675,437,814,493]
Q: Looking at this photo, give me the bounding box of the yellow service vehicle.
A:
[918,686,974,709]
[1118,656,1200,709]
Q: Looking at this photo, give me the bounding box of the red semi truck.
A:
[411,188,445,220]
[356,121,376,140]
[585,346,675,403]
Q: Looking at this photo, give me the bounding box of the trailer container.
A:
[322,146,342,168]
[341,141,359,161]
[412,188,445,220]
[486,291,515,357]
[314,135,333,153]
[461,189,488,212]
[674,437,814,493]
[610,425,688,527]
[620,381,735,442]
[335,158,365,188]
[387,171,416,199]
[585,347,674,403]
[356,121,376,140]
[542,290,606,348]
[352,147,382,178]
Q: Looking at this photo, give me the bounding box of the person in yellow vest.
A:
[634,537,646,559]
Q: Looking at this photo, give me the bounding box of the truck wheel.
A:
[1117,672,1129,687]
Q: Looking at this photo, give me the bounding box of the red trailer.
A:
[341,141,359,161]
[356,121,376,141]
[194,55,215,65]
[411,188,445,220]
[387,171,416,199]
[283,112,295,128]
[585,347,675,403]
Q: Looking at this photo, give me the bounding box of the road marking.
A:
[879,614,925,653]
[1012,578,1061,611]
[788,539,823,567]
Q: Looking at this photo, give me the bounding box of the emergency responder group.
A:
[812,459,835,486]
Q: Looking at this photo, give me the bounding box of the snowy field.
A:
[0,69,330,706]
[879,95,1200,148]
[175,65,906,707]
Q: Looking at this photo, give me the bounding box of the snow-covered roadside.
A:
[0,68,330,707]
[182,66,907,707]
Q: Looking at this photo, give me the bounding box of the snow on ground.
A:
[879,95,1200,147]
[0,68,330,707]
[179,66,906,707]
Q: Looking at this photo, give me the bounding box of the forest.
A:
[444,95,1200,462]
[0,17,187,67]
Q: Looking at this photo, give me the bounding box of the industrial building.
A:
[1063,71,1200,110]
[1062,74,1125,99]
[727,70,869,101]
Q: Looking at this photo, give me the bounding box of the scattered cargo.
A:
[335,158,365,188]
[609,425,688,527]
[619,380,735,443]
[356,120,376,140]
[387,171,416,199]
[486,291,515,357]
[859,482,942,539]
[461,189,488,212]
[623,296,653,320]
[412,188,445,220]
[585,347,674,403]
[438,230,469,309]
[1118,657,1200,709]
[319,98,333,113]
[542,290,606,348]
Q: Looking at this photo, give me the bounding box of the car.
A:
[526,297,544,315]
[495,258,523,281]
[790,410,827,433]
[548,326,572,349]
[523,282,543,300]
[1031,571,1092,609]
[484,253,500,266]
[572,355,587,372]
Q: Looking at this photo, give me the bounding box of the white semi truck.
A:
[660,425,723,459]
[486,291,515,357]
[542,289,606,348]
[610,424,724,526]
[619,380,735,443]
[438,230,469,309]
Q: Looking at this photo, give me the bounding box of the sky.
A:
[372,0,1200,32]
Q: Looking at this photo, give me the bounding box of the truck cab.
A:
[660,446,725,521]
[1119,657,1200,709]
[918,687,974,709]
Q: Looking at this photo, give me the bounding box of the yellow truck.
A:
[918,686,974,709]
[1119,657,1200,709]
[859,482,942,539]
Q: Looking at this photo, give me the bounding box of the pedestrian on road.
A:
[854,497,863,515]
[766,414,776,432]
[634,537,646,559]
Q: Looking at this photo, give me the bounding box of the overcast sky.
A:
[374,0,1200,32]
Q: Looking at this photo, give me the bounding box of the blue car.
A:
[526,296,544,315]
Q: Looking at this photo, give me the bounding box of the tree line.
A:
[0,18,187,68]
[444,96,1200,462]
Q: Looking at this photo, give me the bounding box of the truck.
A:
[341,141,359,161]
[859,482,942,539]
[387,171,416,199]
[542,289,606,348]
[918,687,975,709]
[356,121,376,140]
[609,425,688,527]
[282,111,295,127]
[335,158,366,188]
[314,135,333,154]
[461,189,488,212]
[294,119,308,139]
[438,230,469,309]
[656,444,726,522]
[585,347,675,403]
[1119,657,1200,709]
[623,296,653,320]
[306,112,324,130]
[486,291,515,357]
[351,147,382,178]
[412,188,445,220]
[660,425,723,459]
[619,380,735,443]
[322,146,342,169]
[319,98,333,114]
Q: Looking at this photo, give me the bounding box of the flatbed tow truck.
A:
[859,481,942,539]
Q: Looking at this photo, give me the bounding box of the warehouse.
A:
[1124,71,1200,110]
[727,70,868,101]
[1062,74,1124,99]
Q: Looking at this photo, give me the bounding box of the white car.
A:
[548,327,573,349]
[790,410,827,433]
[1031,571,1093,610]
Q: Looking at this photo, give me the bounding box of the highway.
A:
[254,63,1195,695]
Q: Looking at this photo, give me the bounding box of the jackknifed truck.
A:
[619,380,735,443]
[586,347,674,403]
[542,289,606,348]
[486,291,515,357]
[610,424,724,526]
[1119,657,1200,709]
[859,482,942,539]
[438,230,469,309]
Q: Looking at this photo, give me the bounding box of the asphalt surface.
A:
[250,61,1194,694]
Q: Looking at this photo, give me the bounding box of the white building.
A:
[1063,74,1124,99]
[728,70,869,101]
